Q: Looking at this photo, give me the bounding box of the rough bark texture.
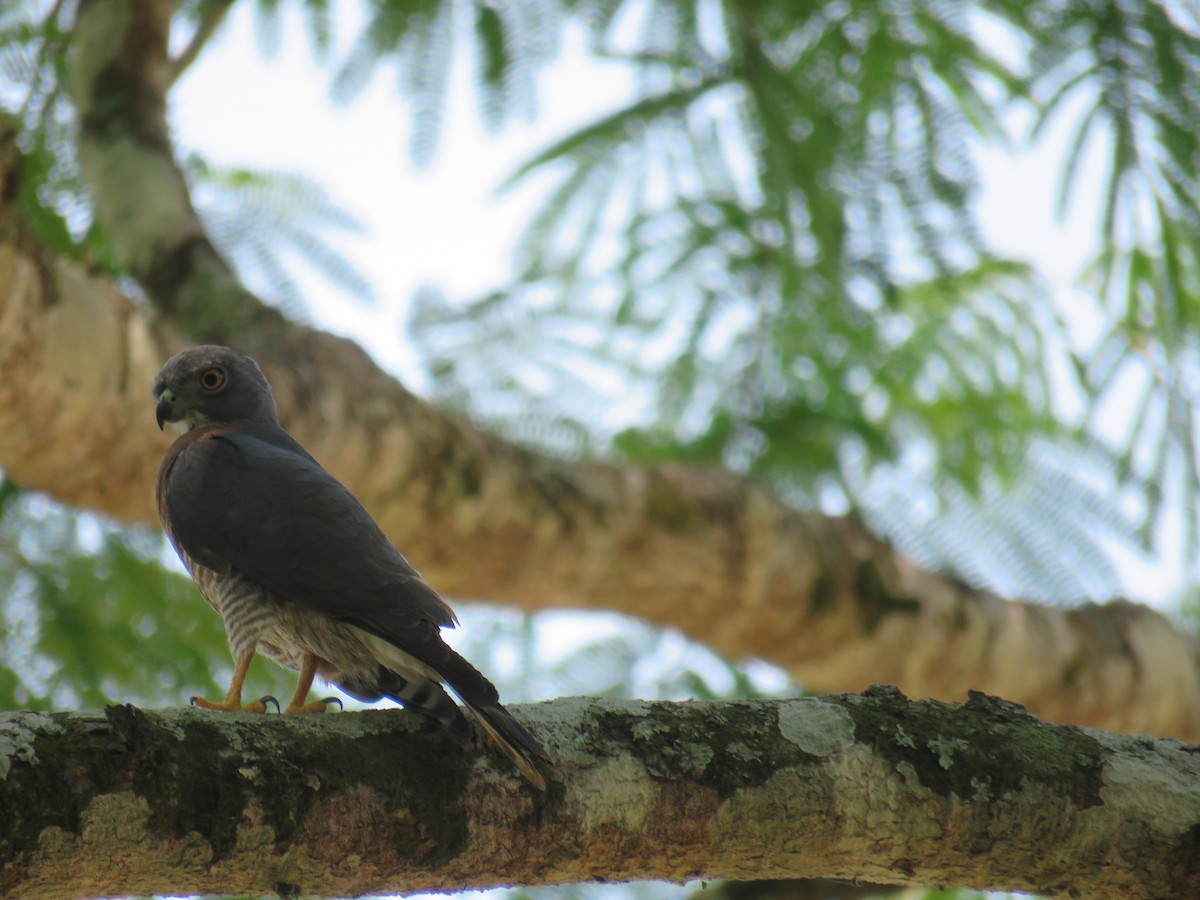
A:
[1,689,1198,899]
[0,0,1195,742]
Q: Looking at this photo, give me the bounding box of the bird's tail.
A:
[439,650,561,791]
[341,667,473,747]
[466,698,560,791]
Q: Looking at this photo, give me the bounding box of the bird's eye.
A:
[198,367,226,392]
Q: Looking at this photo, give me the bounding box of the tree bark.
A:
[1,688,1198,899]
[0,0,1195,742]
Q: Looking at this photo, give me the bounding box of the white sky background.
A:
[170,3,1182,603]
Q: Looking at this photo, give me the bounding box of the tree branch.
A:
[167,0,236,87]
[69,0,283,343]
[2,689,1198,899]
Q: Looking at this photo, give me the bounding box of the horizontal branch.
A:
[2,689,1198,898]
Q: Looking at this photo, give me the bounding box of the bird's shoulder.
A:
[156,423,239,514]
[159,421,358,542]
[159,421,317,483]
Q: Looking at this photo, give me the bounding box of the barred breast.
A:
[154,429,441,699]
[175,542,425,691]
[182,554,293,669]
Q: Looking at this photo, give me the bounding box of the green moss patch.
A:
[839,686,1108,807]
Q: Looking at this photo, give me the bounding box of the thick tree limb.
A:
[1,689,1198,899]
[0,0,1196,740]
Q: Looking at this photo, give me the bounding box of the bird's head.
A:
[152,345,280,433]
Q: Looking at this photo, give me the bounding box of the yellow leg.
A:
[283,653,341,713]
[191,651,273,713]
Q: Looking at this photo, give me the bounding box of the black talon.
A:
[259,695,280,713]
[321,696,343,711]
[189,696,199,707]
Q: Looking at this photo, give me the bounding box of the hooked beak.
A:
[155,389,176,431]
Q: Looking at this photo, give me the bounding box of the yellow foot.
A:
[284,696,343,714]
[190,695,279,713]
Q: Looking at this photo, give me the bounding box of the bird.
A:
[152,344,557,790]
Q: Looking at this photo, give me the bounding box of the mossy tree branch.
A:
[2,689,1198,899]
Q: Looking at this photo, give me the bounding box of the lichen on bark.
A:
[4,692,1197,899]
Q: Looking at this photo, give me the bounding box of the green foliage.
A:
[406,0,1199,596]
[0,6,89,259]
[0,10,1188,897]
[1011,0,1200,556]
[184,157,374,317]
[416,0,1044,485]
[326,0,559,164]
[863,437,1142,602]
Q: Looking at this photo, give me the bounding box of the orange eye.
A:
[198,367,226,391]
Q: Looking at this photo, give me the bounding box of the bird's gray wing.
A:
[162,422,459,651]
